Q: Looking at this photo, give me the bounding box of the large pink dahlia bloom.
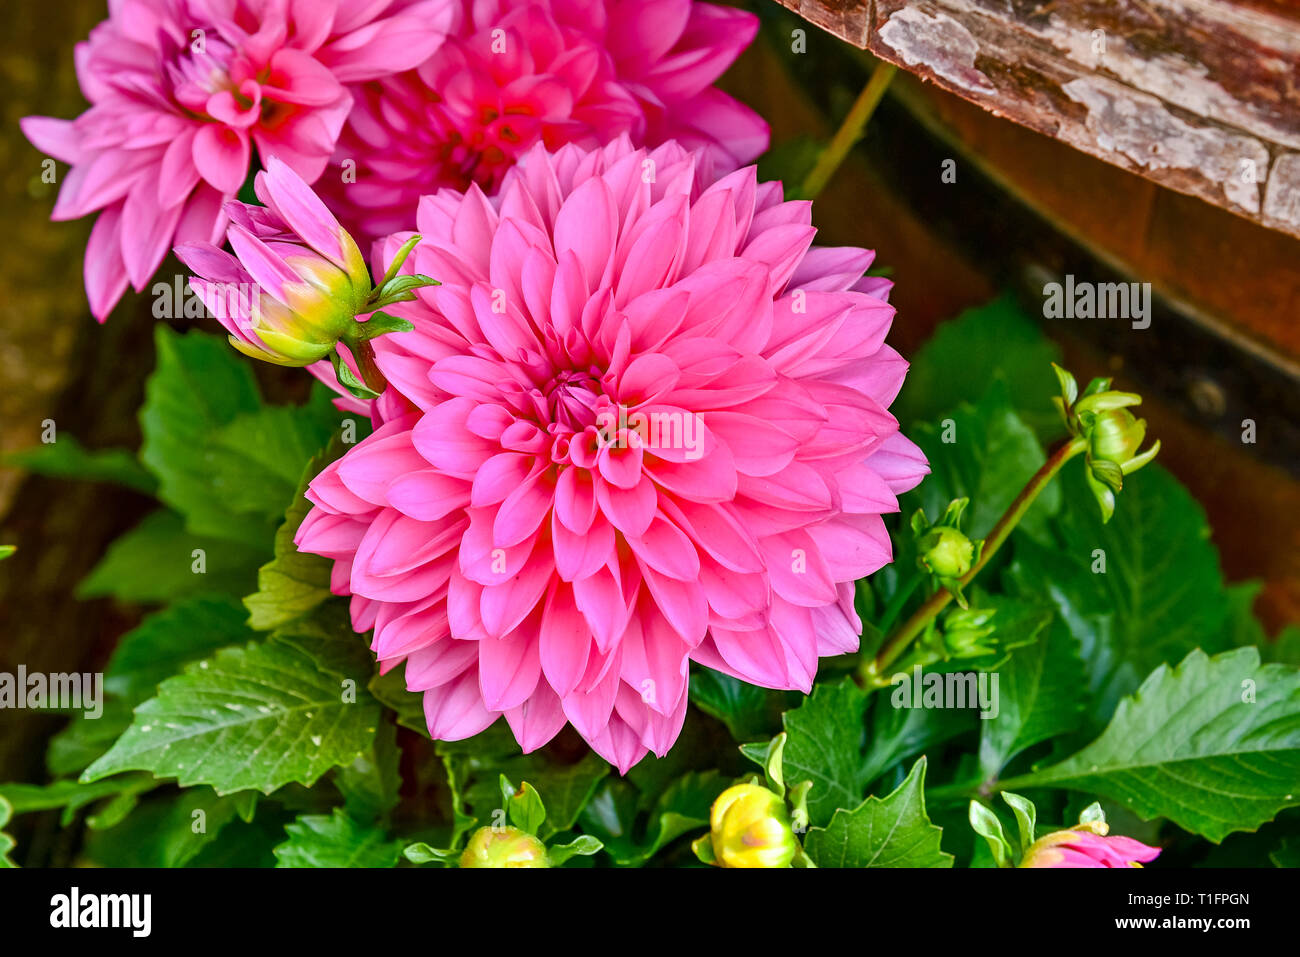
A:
[22,0,454,320]
[320,0,769,243]
[297,138,928,771]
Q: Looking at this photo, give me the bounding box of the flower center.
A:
[545,369,605,432]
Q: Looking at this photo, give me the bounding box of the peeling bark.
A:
[778,0,1300,237]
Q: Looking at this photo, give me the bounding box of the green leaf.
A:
[755,135,825,195]
[968,799,1012,868]
[1272,837,1300,867]
[502,778,547,835]
[84,788,242,867]
[781,680,873,824]
[52,599,319,777]
[859,687,974,785]
[243,441,342,630]
[548,834,604,867]
[78,510,268,603]
[403,842,459,865]
[780,680,869,825]
[0,776,157,821]
[4,435,156,494]
[803,758,953,867]
[140,326,266,545]
[204,405,335,523]
[977,612,1086,779]
[46,699,141,778]
[906,381,1060,542]
[336,718,402,823]
[896,294,1064,440]
[82,637,380,795]
[0,796,15,867]
[1001,791,1037,849]
[1007,462,1232,729]
[579,771,722,866]
[141,327,357,547]
[274,809,401,868]
[437,726,609,839]
[1003,648,1300,842]
[689,667,795,742]
[104,596,257,701]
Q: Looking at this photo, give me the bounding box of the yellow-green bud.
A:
[1089,408,1146,466]
[709,783,798,868]
[459,826,550,868]
[919,526,974,579]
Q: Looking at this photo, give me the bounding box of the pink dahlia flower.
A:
[320,0,769,243]
[1021,827,1162,868]
[22,0,455,321]
[296,137,927,771]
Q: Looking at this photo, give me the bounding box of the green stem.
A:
[800,62,897,199]
[351,337,388,395]
[859,437,1086,687]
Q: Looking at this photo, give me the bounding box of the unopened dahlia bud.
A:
[175,158,429,395]
[459,826,550,869]
[1051,364,1160,522]
[919,526,974,580]
[911,499,982,607]
[941,607,996,659]
[1088,407,1156,474]
[176,158,373,366]
[707,783,798,869]
[1020,820,1161,869]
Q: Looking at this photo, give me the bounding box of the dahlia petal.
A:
[505,682,568,753]
[478,618,543,711]
[193,124,250,195]
[83,203,129,321]
[423,669,499,740]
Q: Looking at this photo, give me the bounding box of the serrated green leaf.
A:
[0,796,16,867]
[780,680,869,825]
[977,613,1086,779]
[204,398,338,524]
[78,510,268,603]
[1003,647,1300,842]
[803,758,953,867]
[82,638,380,795]
[274,809,400,868]
[1007,462,1232,729]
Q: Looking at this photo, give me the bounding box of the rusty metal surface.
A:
[778,0,1300,239]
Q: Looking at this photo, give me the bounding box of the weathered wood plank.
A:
[778,0,1300,238]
